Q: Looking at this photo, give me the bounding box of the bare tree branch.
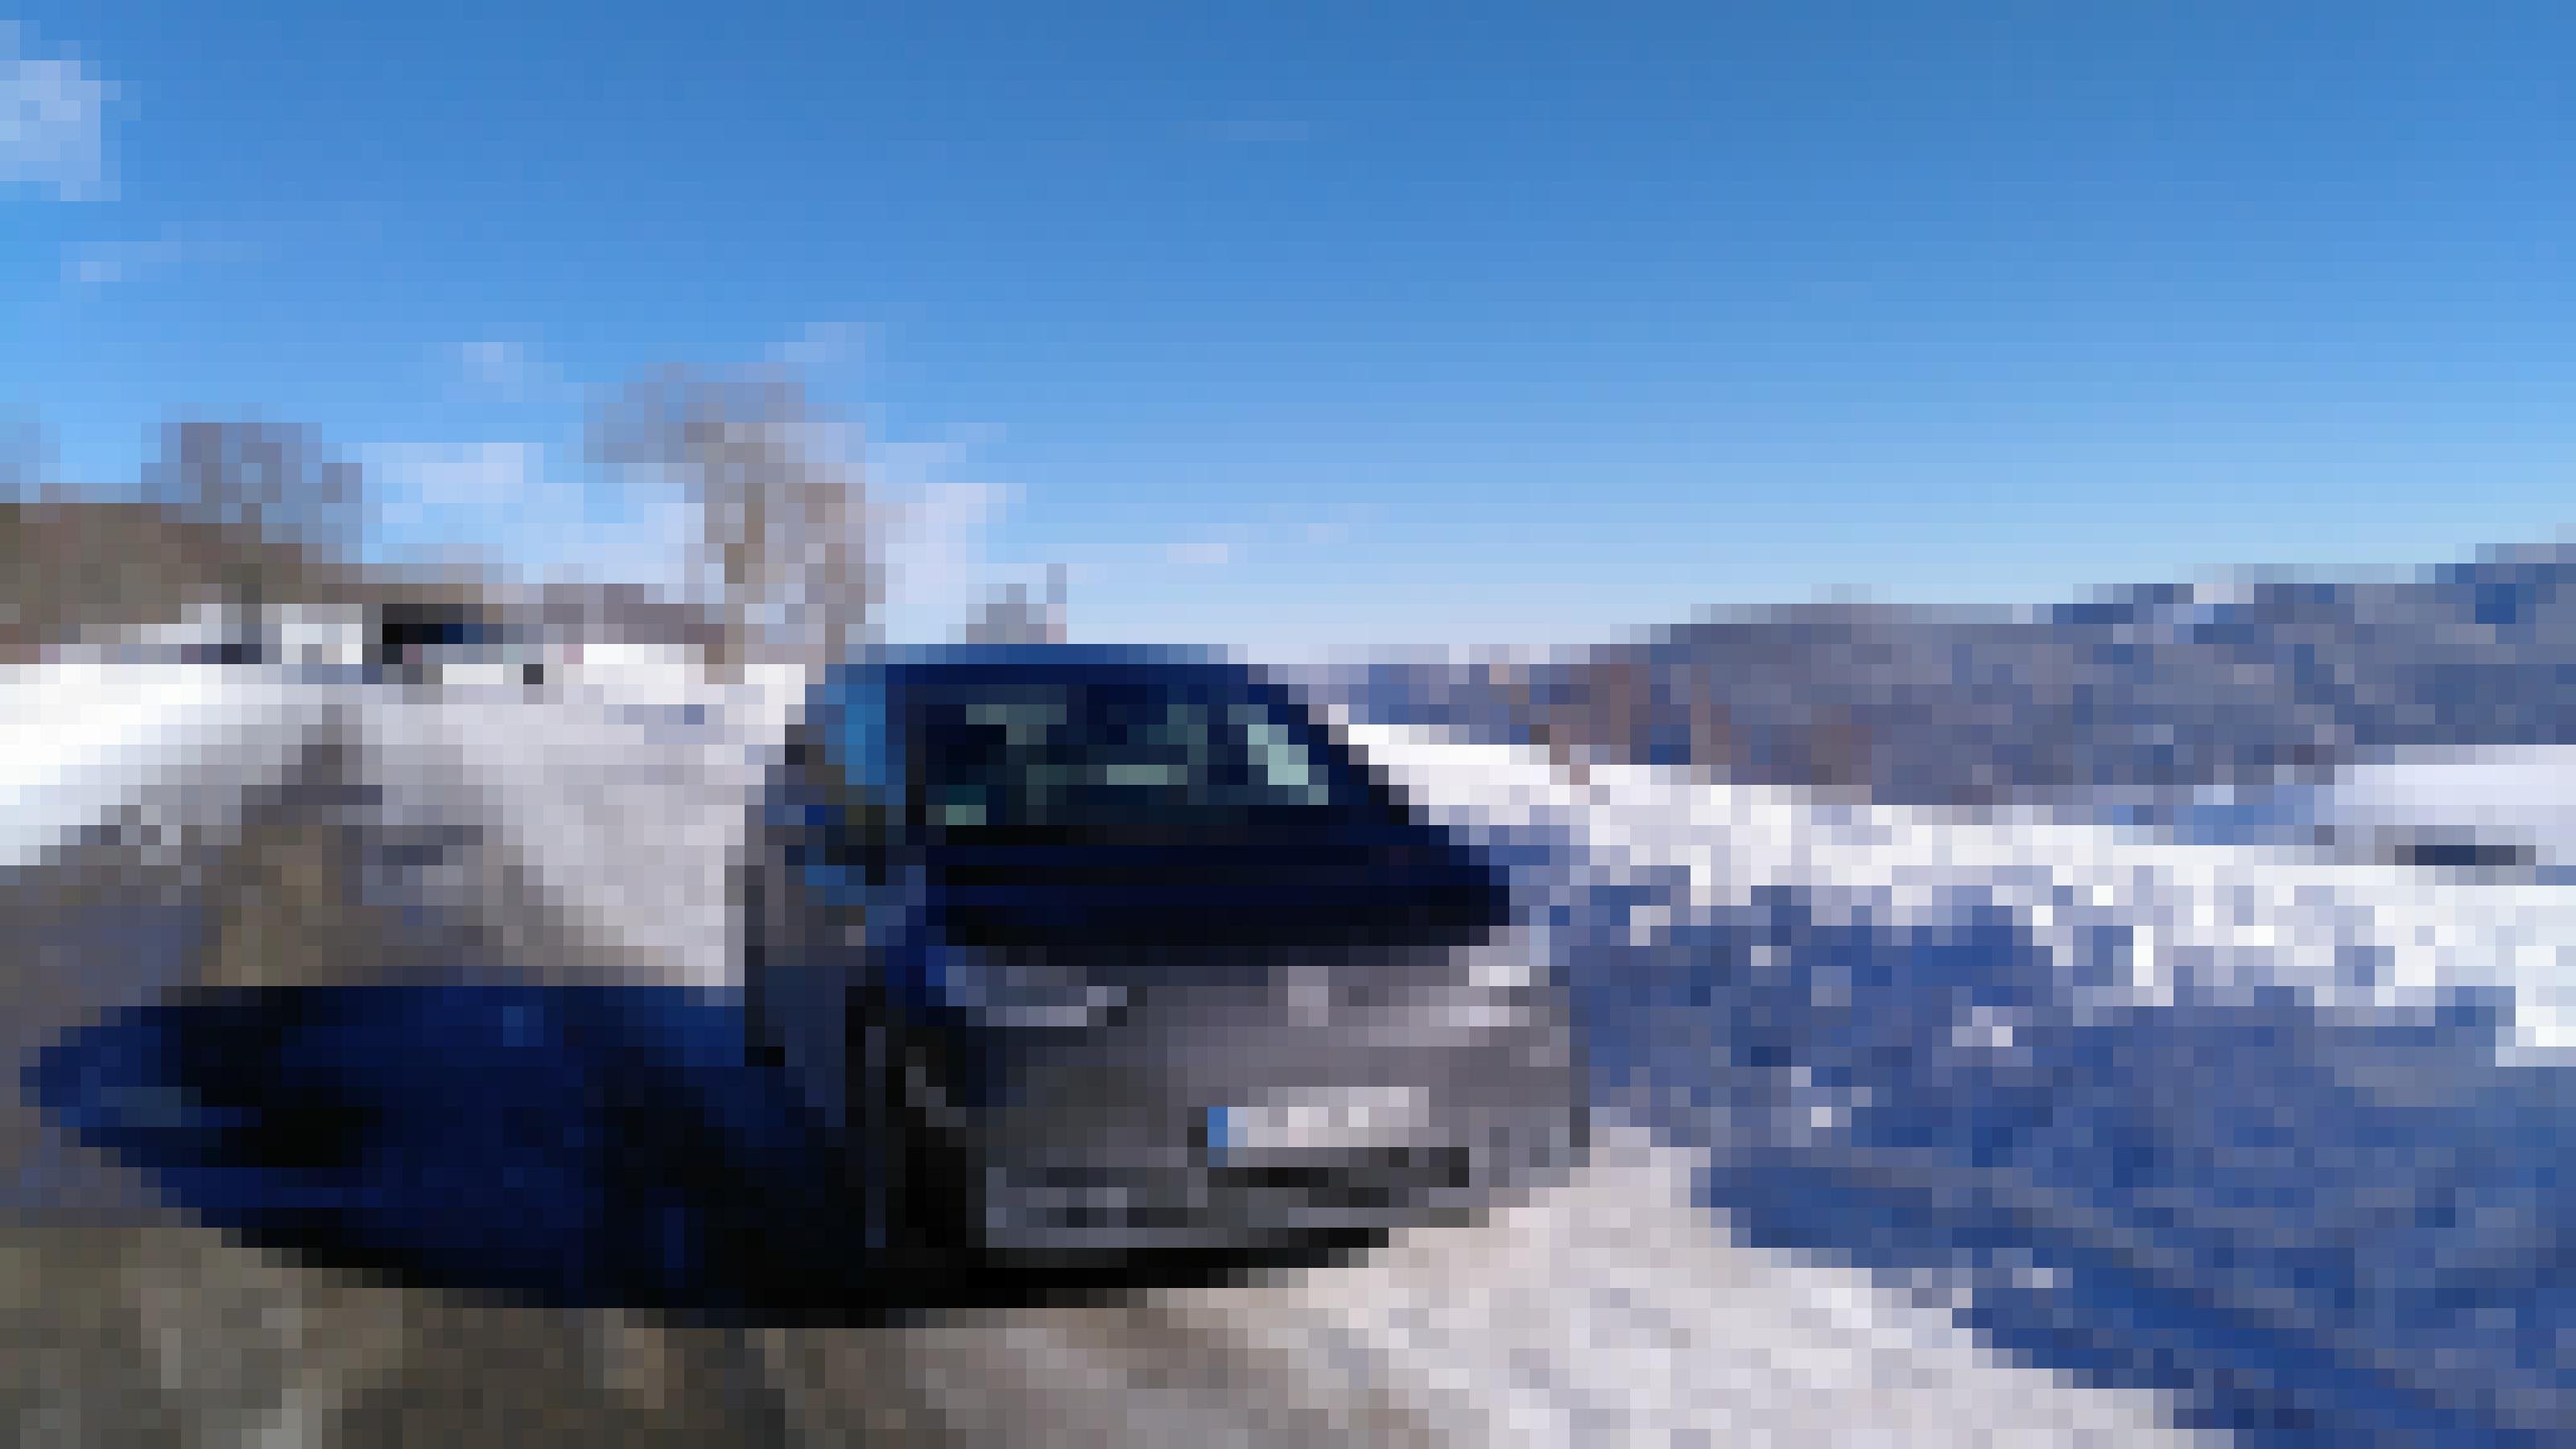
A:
[960,564,1068,645]
[587,364,881,667]
[142,420,366,593]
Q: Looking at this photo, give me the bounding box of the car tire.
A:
[743,840,981,1281]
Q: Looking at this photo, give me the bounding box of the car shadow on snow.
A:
[25,982,1378,1328]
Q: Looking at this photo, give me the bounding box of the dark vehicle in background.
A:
[744,644,1584,1267]
[374,601,545,685]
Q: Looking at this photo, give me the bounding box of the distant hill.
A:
[0,497,494,659]
[1337,547,2576,805]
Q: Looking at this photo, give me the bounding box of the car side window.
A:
[927,704,1031,830]
[1234,704,1330,807]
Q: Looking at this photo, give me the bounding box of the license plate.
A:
[1208,1085,1430,1158]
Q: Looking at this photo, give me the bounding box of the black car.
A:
[372,601,543,685]
[743,643,1584,1266]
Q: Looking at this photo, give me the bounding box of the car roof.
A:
[816,643,1276,709]
[873,641,1254,671]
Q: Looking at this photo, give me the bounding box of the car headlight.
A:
[1465,919,1547,996]
[932,943,1126,1028]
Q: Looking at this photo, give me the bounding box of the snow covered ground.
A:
[758,1117,2200,1447]
[15,659,2576,1441]
[2321,745,2576,868]
[0,658,328,877]
[341,676,2206,1443]
[1360,723,2576,1061]
[1356,724,2576,1440]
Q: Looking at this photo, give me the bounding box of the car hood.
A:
[924,820,1511,969]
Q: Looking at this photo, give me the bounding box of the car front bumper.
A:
[944,940,1588,1260]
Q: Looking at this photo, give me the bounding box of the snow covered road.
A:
[754,1118,2202,1447]
[323,675,2202,1443]
[6,662,2372,1443]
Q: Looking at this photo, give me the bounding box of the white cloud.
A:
[3,23,114,201]
[888,477,1014,604]
[861,423,1022,642]
[1166,539,1236,568]
[361,440,553,583]
[917,477,1010,529]
[363,439,691,592]
[525,485,699,594]
[364,440,540,510]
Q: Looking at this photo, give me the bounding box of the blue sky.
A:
[2,3,2570,658]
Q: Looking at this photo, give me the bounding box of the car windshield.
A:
[906,669,1377,838]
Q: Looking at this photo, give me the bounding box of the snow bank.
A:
[1352,724,2576,1063]
[0,661,328,873]
[347,667,808,989]
[1355,724,2576,1439]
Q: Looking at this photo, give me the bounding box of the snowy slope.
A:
[1355,724,2576,1440]
[1353,723,2576,1060]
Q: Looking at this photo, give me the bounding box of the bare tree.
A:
[0,410,51,500]
[587,365,880,668]
[960,564,1067,645]
[141,419,366,599]
[1567,654,1646,770]
[1682,664,1736,779]
[1484,653,1579,778]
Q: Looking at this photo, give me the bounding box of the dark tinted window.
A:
[904,667,1381,839]
[2388,836,2534,870]
[178,639,258,665]
[381,609,511,656]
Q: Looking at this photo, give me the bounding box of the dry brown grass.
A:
[0,497,490,658]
